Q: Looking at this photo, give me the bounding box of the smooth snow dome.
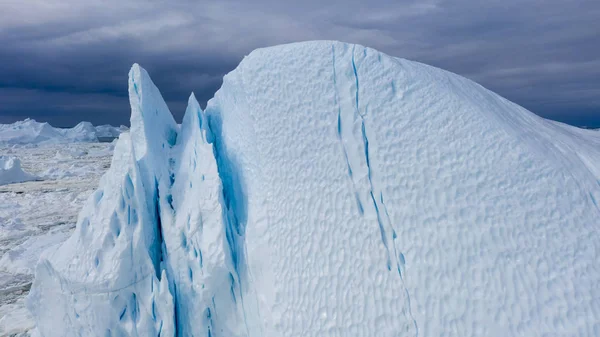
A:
[0,156,38,185]
[28,41,600,337]
[0,119,124,145]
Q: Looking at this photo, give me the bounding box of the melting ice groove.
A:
[336,43,419,335]
[26,41,600,337]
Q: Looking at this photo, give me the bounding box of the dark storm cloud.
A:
[0,0,598,127]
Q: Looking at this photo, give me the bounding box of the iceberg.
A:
[96,125,129,139]
[0,156,38,185]
[0,119,125,145]
[27,41,600,337]
[65,121,98,143]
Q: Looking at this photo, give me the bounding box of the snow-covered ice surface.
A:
[0,157,38,186]
[0,142,114,336]
[0,119,125,145]
[28,41,600,337]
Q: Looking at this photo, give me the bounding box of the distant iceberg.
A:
[96,124,129,141]
[0,119,126,145]
[27,41,600,337]
[0,156,39,186]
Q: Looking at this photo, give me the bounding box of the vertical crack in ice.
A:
[590,192,600,212]
[351,44,419,336]
[206,112,252,336]
[332,44,392,268]
[351,45,361,117]
[131,76,165,280]
[352,44,392,269]
[333,45,365,214]
[153,179,165,277]
[130,74,178,335]
[380,192,419,337]
[153,147,180,336]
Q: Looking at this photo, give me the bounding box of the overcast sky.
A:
[1,0,598,127]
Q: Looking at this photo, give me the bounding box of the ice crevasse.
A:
[27,41,600,336]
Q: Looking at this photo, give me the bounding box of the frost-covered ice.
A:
[28,41,600,336]
[0,119,125,145]
[0,142,114,336]
[0,156,38,186]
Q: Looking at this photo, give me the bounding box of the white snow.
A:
[0,156,38,185]
[26,41,600,336]
[0,118,125,145]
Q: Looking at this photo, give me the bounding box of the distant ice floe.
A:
[0,156,38,186]
[0,118,127,145]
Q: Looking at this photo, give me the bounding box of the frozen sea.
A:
[0,141,114,336]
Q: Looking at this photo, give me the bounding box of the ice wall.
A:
[28,41,600,337]
[27,133,175,336]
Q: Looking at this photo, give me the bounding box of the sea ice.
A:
[0,156,38,186]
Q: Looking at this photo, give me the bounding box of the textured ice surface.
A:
[0,119,124,145]
[27,133,175,337]
[0,156,38,185]
[28,41,600,337]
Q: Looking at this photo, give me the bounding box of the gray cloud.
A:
[0,0,598,127]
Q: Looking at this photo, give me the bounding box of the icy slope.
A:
[27,132,175,336]
[0,156,38,185]
[206,41,600,336]
[28,41,600,337]
[0,119,124,145]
